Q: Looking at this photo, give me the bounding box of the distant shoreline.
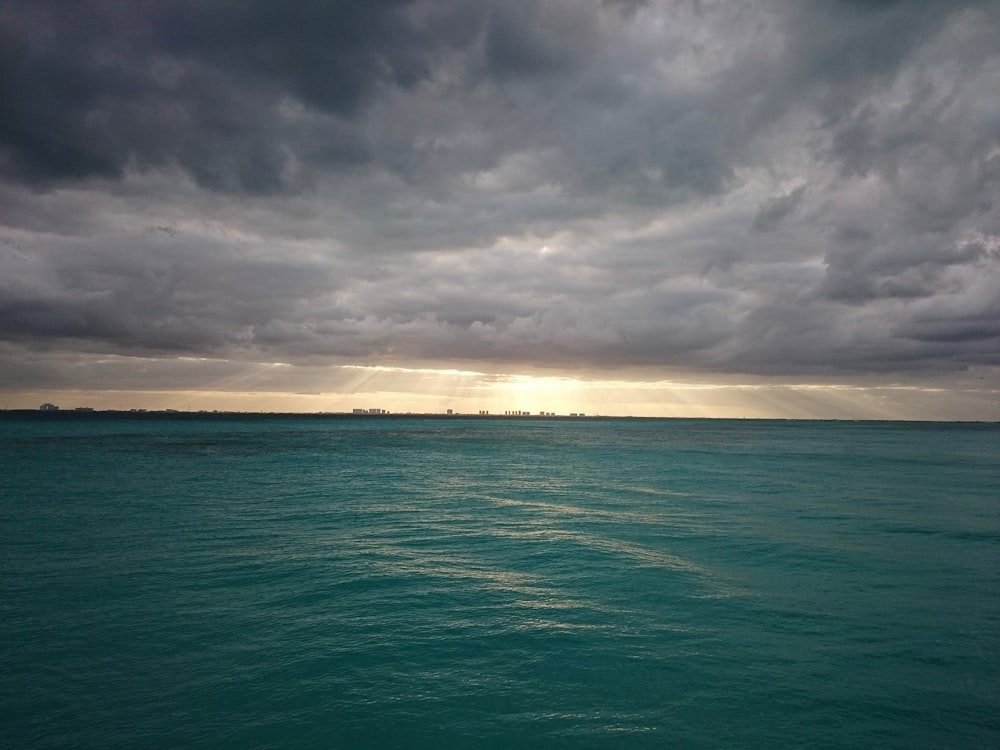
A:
[0,409,995,425]
[0,409,612,421]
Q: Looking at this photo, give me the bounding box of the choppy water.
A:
[2,415,998,748]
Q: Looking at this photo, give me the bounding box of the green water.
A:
[2,415,997,748]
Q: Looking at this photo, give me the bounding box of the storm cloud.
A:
[1,0,998,408]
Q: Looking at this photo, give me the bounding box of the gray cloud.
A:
[753,186,807,233]
[1,0,998,396]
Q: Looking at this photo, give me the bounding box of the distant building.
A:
[353,408,389,415]
[74,406,95,412]
[446,409,453,415]
[39,403,59,411]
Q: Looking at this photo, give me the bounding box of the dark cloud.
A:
[601,0,652,18]
[0,0,998,399]
[821,237,990,302]
[753,186,806,232]
[484,1,589,79]
[0,0,487,190]
[0,229,337,353]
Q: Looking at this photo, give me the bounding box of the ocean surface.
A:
[1,415,997,748]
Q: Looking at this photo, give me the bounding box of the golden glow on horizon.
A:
[1,358,997,420]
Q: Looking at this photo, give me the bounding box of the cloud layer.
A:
[2,0,998,397]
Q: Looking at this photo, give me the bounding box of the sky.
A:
[1,0,999,419]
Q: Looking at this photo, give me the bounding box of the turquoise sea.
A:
[1,414,998,748]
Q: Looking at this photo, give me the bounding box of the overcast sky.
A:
[1,0,998,418]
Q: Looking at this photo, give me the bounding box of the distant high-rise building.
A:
[39,403,59,411]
